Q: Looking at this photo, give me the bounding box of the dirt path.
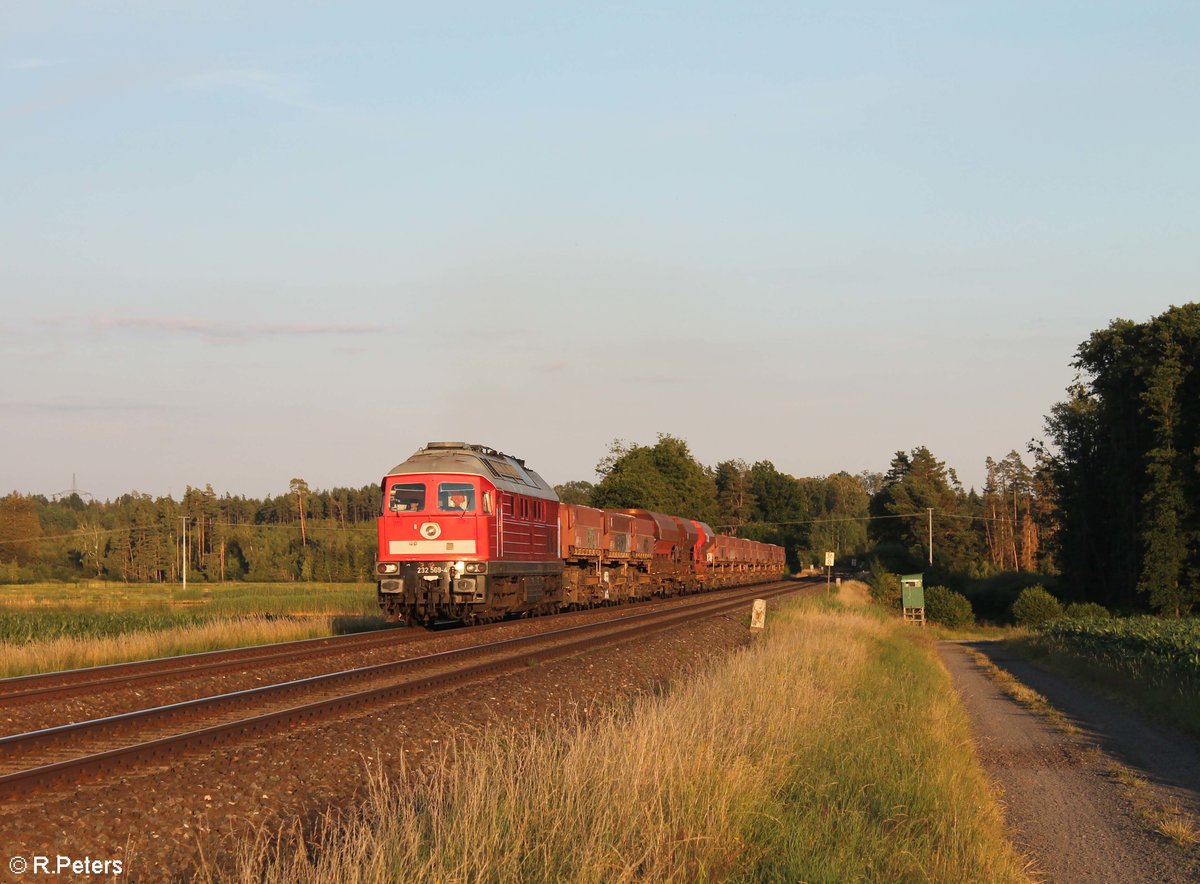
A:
[938,641,1200,883]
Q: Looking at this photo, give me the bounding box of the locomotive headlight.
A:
[464,562,486,574]
[377,562,399,575]
[453,561,465,574]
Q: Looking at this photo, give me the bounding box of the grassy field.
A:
[0,582,383,678]
[231,593,1027,883]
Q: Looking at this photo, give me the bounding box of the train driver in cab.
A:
[440,486,474,512]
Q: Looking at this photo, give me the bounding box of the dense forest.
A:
[1044,303,1200,615]
[2,304,1196,616]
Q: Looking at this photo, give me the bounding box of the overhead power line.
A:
[0,519,375,547]
[714,512,926,531]
[715,509,1039,532]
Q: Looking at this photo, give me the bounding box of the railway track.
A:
[0,580,807,801]
[0,621,436,707]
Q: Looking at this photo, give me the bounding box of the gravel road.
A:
[939,641,1200,883]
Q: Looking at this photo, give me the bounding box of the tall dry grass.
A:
[227,600,1027,883]
[0,615,383,679]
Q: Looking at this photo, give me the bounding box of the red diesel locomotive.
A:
[376,442,786,624]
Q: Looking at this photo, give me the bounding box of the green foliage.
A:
[0,493,42,565]
[591,435,719,523]
[924,585,974,628]
[553,481,595,505]
[0,482,381,585]
[1045,304,1200,614]
[869,447,982,576]
[962,571,1058,624]
[980,451,1046,574]
[1035,616,1200,697]
[870,540,924,577]
[1063,602,1111,620]
[736,463,871,573]
[866,562,901,610]
[714,460,756,533]
[1011,585,1063,627]
[803,472,870,566]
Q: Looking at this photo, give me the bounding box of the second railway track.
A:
[0,580,810,801]
[0,620,437,707]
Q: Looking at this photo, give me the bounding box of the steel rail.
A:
[0,580,810,800]
[0,623,434,706]
[0,578,796,706]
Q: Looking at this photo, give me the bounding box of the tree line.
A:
[1043,303,1200,615]
[3,304,1196,612]
[0,482,380,584]
[556,435,876,571]
[555,434,1055,582]
[557,304,1200,616]
[0,435,1079,596]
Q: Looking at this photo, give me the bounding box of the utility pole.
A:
[927,508,933,566]
[180,516,188,592]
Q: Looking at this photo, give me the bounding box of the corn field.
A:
[1036,617,1200,694]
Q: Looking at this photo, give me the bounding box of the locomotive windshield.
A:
[438,482,475,512]
[388,482,426,513]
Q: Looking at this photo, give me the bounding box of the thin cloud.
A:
[0,60,177,123]
[7,57,66,70]
[89,315,383,343]
[179,67,327,112]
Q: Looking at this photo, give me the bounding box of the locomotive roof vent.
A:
[422,441,524,463]
[393,442,551,499]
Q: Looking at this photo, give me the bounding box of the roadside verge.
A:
[940,641,1200,882]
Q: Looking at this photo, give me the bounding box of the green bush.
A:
[925,585,975,628]
[1011,585,1063,627]
[866,562,901,610]
[963,571,1060,623]
[1063,602,1110,620]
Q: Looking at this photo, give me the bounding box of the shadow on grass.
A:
[331,614,402,635]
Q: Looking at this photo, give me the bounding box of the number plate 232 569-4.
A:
[417,564,449,575]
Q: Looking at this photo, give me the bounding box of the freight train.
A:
[375,442,787,624]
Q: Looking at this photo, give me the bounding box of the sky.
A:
[1,1,1196,501]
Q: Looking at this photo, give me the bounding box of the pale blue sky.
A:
[1,2,1196,499]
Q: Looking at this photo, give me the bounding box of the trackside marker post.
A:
[750,599,766,632]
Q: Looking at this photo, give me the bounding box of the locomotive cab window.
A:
[438,482,475,512]
[388,483,426,513]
